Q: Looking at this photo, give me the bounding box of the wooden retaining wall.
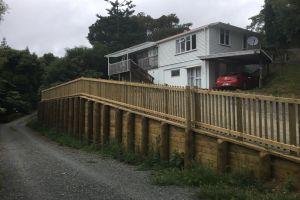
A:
[38,96,300,188]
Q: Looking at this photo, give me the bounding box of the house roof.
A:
[105,22,260,58]
[198,49,273,64]
[105,42,157,58]
[155,22,260,44]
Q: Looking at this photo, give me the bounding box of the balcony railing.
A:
[137,55,158,71]
[108,60,131,76]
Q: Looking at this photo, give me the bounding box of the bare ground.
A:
[0,115,196,200]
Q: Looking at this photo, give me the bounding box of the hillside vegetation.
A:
[254,63,300,98]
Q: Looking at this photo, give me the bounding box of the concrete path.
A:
[0,115,196,200]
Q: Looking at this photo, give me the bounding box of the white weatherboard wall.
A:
[149,28,210,88]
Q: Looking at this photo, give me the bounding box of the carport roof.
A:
[198,49,272,64]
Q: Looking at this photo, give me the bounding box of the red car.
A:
[215,72,259,90]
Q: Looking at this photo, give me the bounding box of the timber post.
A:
[68,98,74,136]
[78,98,86,142]
[93,102,101,145]
[126,112,135,153]
[160,122,169,161]
[258,152,271,181]
[141,116,149,157]
[73,97,79,139]
[87,100,94,145]
[216,139,229,173]
[184,86,194,168]
[115,109,123,145]
[101,105,110,146]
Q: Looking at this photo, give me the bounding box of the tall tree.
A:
[0,46,43,120]
[248,0,300,48]
[88,0,192,51]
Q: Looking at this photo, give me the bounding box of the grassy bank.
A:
[27,119,299,200]
[253,63,300,98]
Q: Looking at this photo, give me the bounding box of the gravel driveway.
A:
[0,115,196,200]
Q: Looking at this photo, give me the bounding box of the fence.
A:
[41,77,300,155]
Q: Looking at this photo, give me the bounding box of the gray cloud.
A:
[0,0,263,57]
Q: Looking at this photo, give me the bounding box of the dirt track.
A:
[0,115,195,200]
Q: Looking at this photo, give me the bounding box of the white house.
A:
[105,22,272,89]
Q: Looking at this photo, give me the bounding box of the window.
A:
[188,67,201,87]
[175,34,196,54]
[220,28,230,46]
[171,69,180,77]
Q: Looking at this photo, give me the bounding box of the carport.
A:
[199,49,273,88]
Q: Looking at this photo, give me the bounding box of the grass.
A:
[253,63,300,98]
[151,166,299,200]
[27,119,300,200]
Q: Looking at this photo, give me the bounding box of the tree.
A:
[0,46,43,120]
[248,0,300,48]
[0,0,7,22]
[88,0,192,51]
[42,44,109,88]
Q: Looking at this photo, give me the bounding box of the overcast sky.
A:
[0,0,264,57]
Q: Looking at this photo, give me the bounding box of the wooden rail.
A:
[41,77,300,155]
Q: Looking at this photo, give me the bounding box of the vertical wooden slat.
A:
[270,101,274,140]
[276,102,280,142]
[253,99,257,137]
[236,97,243,133]
[288,103,296,146]
[282,103,287,144]
[258,100,262,138]
[247,98,252,135]
[264,101,268,139]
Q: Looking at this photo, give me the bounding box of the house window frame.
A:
[171,69,180,77]
[188,66,201,88]
[219,28,230,46]
[175,34,197,54]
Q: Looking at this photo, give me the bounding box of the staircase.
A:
[130,60,154,83]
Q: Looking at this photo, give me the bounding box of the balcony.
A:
[108,60,131,76]
[108,56,158,76]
